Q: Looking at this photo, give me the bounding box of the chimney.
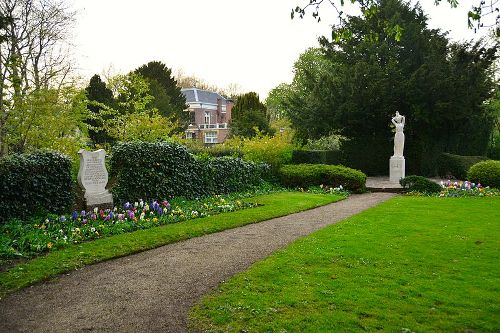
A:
[217,98,222,120]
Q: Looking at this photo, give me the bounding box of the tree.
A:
[0,0,75,156]
[5,87,88,156]
[230,92,274,138]
[134,61,188,128]
[280,0,498,175]
[85,72,179,145]
[84,74,115,146]
[292,0,500,38]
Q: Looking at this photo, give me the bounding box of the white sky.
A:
[72,0,491,99]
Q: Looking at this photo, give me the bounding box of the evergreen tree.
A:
[134,61,189,127]
[84,74,116,146]
[280,0,498,174]
[231,92,274,138]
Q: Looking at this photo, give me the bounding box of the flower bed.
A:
[0,195,258,259]
[405,180,500,197]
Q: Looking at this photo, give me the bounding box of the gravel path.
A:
[0,192,395,333]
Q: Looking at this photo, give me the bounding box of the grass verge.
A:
[0,192,344,299]
[189,196,500,332]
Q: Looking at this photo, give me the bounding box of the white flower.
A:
[94,207,98,214]
[140,212,145,220]
[91,227,96,232]
[134,202,139,208]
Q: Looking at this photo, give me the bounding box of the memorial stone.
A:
[78,149,113,210]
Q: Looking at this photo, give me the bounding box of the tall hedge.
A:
[0,151,74,223]
[110,142,267,203]
[437,153,489,180]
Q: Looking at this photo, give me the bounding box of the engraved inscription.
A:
[82,156,107,187]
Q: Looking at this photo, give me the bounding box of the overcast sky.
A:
[72,0,491,99]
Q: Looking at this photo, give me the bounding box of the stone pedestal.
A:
[389,156,405,183]
[78,149,113,211]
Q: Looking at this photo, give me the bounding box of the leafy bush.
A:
[467,160,500,188]
[225,132,295,171]
[399,175,442,193]
[302,133,345,150]
[279,164,366,192]
[189,145,243,158]
[292,150,343,165]
[110,141,267,203]
[437,153,489,180]
[0,151,74,223]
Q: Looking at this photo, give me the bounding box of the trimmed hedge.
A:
[437,153,489,180]
[110,141,267,203]
[292,150,343,165]
[467,160,500,188]
[0,151,74,223]
[400,175,442,193]
[279,164,366,193]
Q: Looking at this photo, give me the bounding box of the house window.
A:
[186,132,196,140]
[204,131,218,144]
[204,111,210,124]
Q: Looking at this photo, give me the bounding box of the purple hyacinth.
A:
[82,219,88,225]
[124,202,132,210]
[71,211,78,220]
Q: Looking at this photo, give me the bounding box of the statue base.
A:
[389,156,405,183]
[84,191,114,211]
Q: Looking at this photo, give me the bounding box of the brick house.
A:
[181,88,233,144]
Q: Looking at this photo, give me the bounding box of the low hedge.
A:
[467,160,500,188]
[437,153,489,180]
[279,164,366,192]
[400,175,442,193]
[0,151,74,223]
[110,141,268,203]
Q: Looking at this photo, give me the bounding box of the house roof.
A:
[181,88,226,105]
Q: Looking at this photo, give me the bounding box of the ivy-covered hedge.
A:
[279,164,366,192]
[437,153,489,180]
[400,175,442,193]
[110,142,267,203]
[0,151,74,223]
[467,160,500,188]
[200,157,268,195]
[292,150,343,165]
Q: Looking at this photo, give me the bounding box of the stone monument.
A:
[390,111,405,183]
[78,149,113,210]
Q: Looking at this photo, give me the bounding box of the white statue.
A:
[391,111,405,157]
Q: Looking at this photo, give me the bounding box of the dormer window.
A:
[204,111,210,124]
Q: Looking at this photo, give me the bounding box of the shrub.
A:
[0,151,74,223]
[279,164,366,192]
[467,160,500,188]
[399,175,442,193]
[437,153,489,180]
[110,141,267,203]
[199,157,269,194]
[292,150,343,165]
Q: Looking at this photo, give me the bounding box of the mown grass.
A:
[190,196,500,332]
[0,192,344,299]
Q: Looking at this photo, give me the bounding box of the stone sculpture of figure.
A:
[391,111,405,157]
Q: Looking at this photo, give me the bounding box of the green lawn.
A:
[189,196,500,332]
[0,192,344,299]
